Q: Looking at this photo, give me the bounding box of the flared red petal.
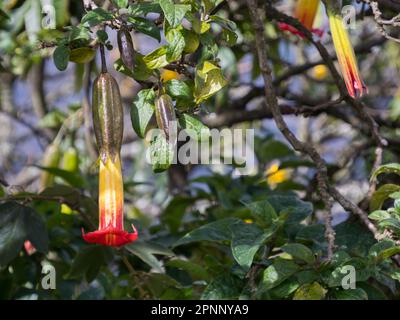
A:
[82,225,138,247]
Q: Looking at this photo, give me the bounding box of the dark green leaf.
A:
[53,46,70,71]
[130,88,156,138]
[128,16,160,41]
[281,243,315,264]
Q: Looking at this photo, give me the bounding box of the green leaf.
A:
[53,45,70,71]
[270,279,300,299]
[245,200,277,228]
[178,114,210,141]
[293,282,326,300]
[334,288,368,300]
[262,258,299,290]
[68,246,113,282]
[129,2,162,16]
[158,0,190,28]
[230,220,272,271]
[334,222,376,256]
[327,260,371,287]
[370,184,400,211]
[128,16,161,41]
[174,217,238,247]
[143,46,169,69]
[266,195,313,236]
[166,259,209,280]
[194,61,227,104]
[281,243,315,264]
[371,163,400,180]
[0,202,48,266]
[34,166,85,188]
[166,28,185,62]
[368,240,396,260]
[130,88,156,138]
[369,210,391,221]
[149,132,175,172]
[209,15,237,31]
[81,8,113,27]
[69,47,96,64]
[166,79,193,101]
[203,0,224,14]
[201,274,244,299]
[114,0,128,8]
[162,196,197,233]
[126,241,174,272]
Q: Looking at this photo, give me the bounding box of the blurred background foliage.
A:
[1,0,400,300]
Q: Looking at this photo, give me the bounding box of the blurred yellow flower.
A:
[160,69,181,82]
[266,163,289,186]
[312,64,328,80]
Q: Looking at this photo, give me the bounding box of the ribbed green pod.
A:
[117,26,135,71]
[155,94,176,142]
[92,72,123,164]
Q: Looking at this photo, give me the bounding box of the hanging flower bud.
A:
[117,26,135,71]
[279,0,323,37]
[155,94,177,143]
[83,48,138,246]
[328,10,367,98]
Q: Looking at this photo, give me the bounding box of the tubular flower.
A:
[279,0,323,37]
[328,11,367,98]
[83,154,138,246]
[83,53,138,247]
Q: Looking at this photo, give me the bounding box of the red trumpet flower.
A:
[279,0,323,38]
[82,155,138,247]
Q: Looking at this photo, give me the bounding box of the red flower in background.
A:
[279,0,323,38]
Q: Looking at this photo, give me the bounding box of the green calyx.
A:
[92,72,124,164]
